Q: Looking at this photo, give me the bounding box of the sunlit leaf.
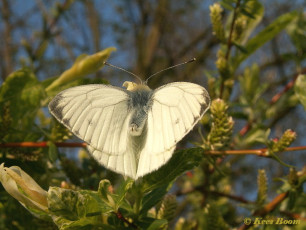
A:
[294,74,306,110]
[46,47,116,93]
[48,187,113,220]
[233,11,298,67]
[0,68,45,130]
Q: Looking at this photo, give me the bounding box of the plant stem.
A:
[219,0,241,99]
[238,192,289,230]
[0,142,87,148]
[1,142,305,157]
[114,210,139,229]
[133,181,143,216]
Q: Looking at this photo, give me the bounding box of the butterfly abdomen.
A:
[128,89,153,136]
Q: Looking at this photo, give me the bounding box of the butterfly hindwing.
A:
[136,82,210,178]
[87,145,137,179]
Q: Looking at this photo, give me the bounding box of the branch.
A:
[175,186,253,204]
[1,0,14,79]
[280,211,306,221]
[238,192,289,230]
[0,142,87,148]
[114,210,139,229]
[1,142,305,157]
[220,0,241,99]
[253,192,289,216]
[206,146,306,157]
[269,71,302,104]
[32,0,72,62]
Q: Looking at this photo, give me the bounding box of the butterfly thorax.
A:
[123,81,151,92]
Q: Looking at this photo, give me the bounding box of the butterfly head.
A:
[123,81,151,92]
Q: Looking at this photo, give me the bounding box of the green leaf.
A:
[98,179,112,201]
[140,185,168,216]
[48,187,113,220]
[237,128,270,148]
[294,74,306,110]
[135,217,167,230]
[147,219,168,230]
[141,148,203,193]
[233,11,298,67]
[240,8,256,19]
[52,215,110,230]
[232,42,247,53]
[0,68,45,138]
[220,0,234,11]
[286,12,306,56]
[46,47,116,92]
[239,64,269,110]
[111,179,134,210]
[97,179,133,212]
[48,141,58,163]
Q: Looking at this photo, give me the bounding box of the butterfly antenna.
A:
[104,62,143,84]
[145,58,196,84]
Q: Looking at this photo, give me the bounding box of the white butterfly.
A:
[49,81,210,179]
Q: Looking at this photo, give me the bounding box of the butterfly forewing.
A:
[49,85,131,155]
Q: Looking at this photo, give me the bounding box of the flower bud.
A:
[204,99,234,150]
[46,47,116,92]
[0,163,48,212]
[269,129,297,154]
[210,3,225,42]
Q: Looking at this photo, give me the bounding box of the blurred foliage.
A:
[0,0,305,229]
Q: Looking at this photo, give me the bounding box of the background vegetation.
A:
[0,0,305,229]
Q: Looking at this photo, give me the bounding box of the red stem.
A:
[1,142,305,156]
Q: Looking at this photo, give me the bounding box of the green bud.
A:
[269,129,297,154]
[204,203,229,230]
[46,47,116,92]
[216,50,230,79]
[204,99,234,150]
[232,17,246,42]
[209,3,225,42]
[0,163,48,213]
[256,169,267,205]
